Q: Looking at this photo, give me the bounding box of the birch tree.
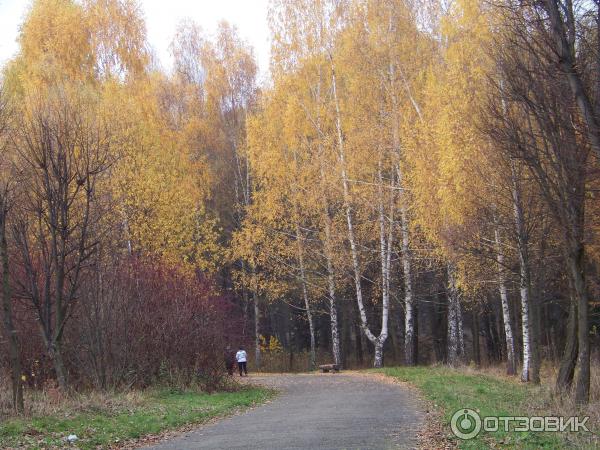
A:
[493,224,517,375]
[355,0,430,366]
[269,0,347,366]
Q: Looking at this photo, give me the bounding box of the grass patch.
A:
[377,366,598,449]
[0,386,274,449]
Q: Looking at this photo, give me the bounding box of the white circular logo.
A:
[451,408,482,440]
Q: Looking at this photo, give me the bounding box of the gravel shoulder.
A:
[142,372,425,450]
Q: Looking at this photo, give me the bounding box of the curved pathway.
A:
[143,373,424,450]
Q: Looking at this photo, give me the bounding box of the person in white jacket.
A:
[236,347,248,376]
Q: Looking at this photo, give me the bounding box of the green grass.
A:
[0,387,274,449]
[377,366,592,449]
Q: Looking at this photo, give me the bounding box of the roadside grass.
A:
[377,366,598,449]
[0,386,274,449]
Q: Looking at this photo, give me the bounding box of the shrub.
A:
[1,257,247,393]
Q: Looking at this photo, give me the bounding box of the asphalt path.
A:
[142,373,424,450]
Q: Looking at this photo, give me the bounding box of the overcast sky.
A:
[0,0,271,78]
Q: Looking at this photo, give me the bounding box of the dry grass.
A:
[460,360,600,423]
[0,382,146,420]
[0,381,272,449]
[0,369,243,420]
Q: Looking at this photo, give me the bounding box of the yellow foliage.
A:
[259,335,284,353]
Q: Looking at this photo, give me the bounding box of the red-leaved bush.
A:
[3,257,246,392]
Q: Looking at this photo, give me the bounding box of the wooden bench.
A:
[319,363,340,373]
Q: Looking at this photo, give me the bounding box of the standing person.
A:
[236,346,248,376]
[224,345,235,376]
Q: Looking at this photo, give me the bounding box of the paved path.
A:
[143,373,424,450]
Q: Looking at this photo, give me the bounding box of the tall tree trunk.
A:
[241,282,249,339]
[542,0,600,162]
[566,240,590,404]
[556,295,578,390]
[397,302,406,362]
[388,54,416,367]
[376,162,392,368]
[354,319,364,366]
[341,302,351,368]
[494,227,517,375]
[457,296,465,357]
[511,162,539,383]
[560,169,589,403]
[289,147,316,370]
[254,293,261,371]
[433,288,446,363]
[374,340,384,368]
[50,341,68,391]
[329,54,385,367]
[325,233,341,367]
[294,223,316,371]
[313,62,341,368]
[413,299,419,364]
[447,296,459,365]
[319,160,341,367]
[447,265,463,366]
[400,203,416,366]
[388,306,398,363]
[0,201,24,413]
[472,307,481,367]
[484,310,501,363]
[517,230,533,382]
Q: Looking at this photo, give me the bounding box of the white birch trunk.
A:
[377,162,392,364]
[447,297,458,365]
[494,226,517,375]
[399,183,415,365]
[374,341,384,368]
[447,265,463,366]
[520,275,532,382]
[330,55,386,367]
[499,85,536,382]
[323,211,341,367]
[511,162,534,382]
[458,300,465,357]
[331,58,373,344]
[388,56,416,366]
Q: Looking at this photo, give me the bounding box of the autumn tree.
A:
[11,85,115,390]
[486,6,595,402]
[267,0,348,366]
[0,86,24,412]
[534,0,600,162]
